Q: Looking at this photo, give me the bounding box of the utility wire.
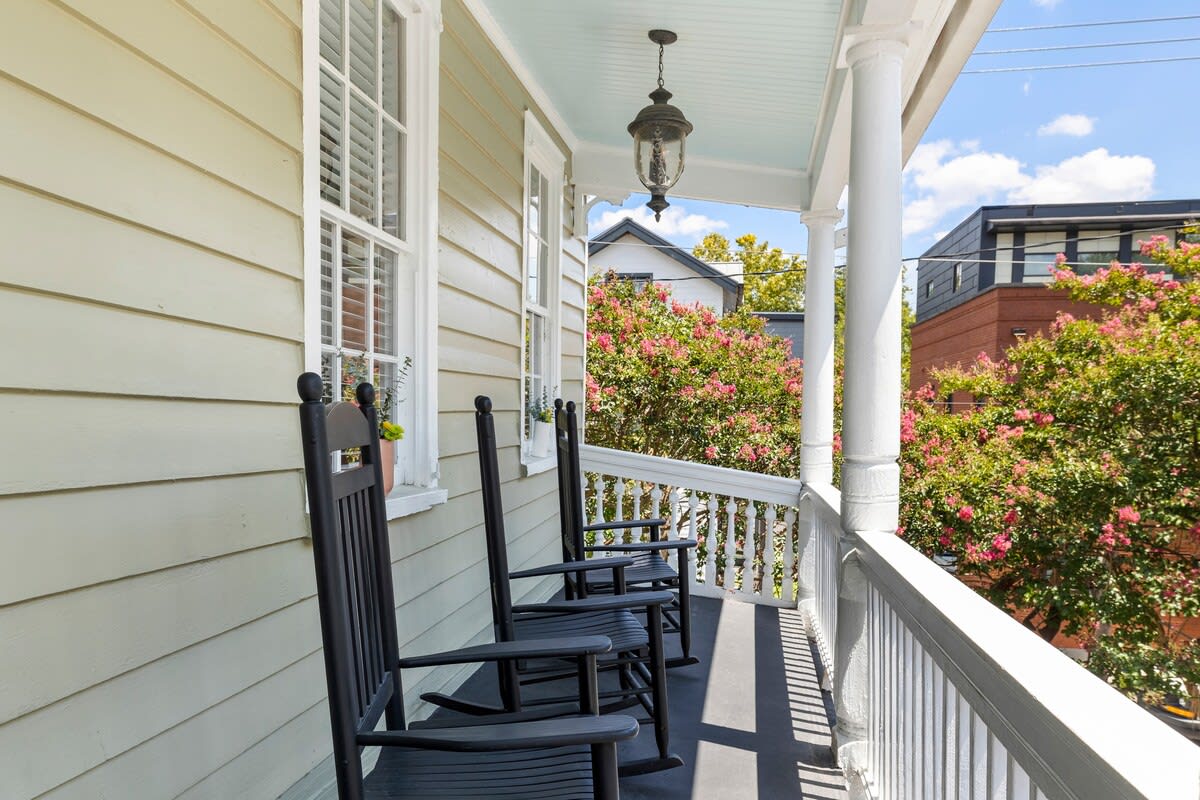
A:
[972,35,1200,56]
[590,221,1195,269]
[985,15,1200,34]
[962,54,1200,74]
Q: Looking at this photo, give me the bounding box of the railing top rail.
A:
[800,481,840,518]
[854,529,1200,800]
[578,444,804,507]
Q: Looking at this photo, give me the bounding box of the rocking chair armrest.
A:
[587,540,697,553]
[509,557,634,580]
[583,518,666,533]
[514,590,675,614]
[397,636,613,669]
[357,715,640,752]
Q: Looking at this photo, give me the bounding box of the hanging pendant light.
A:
[627,30,693,221]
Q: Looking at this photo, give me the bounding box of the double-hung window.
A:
[521,113,566,463]
[308,0,440,501]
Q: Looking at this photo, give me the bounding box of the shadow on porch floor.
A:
[438,595,848,800]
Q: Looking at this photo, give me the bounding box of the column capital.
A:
[839,22,920,68]
[800,208,844,227]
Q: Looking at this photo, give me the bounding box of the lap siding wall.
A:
[0,0,583,797]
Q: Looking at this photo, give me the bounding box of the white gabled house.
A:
[2,0,1197,798]
[588,218,743,314]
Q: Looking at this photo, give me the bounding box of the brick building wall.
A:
[909,285,1101,395]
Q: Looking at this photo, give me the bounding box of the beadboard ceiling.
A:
[477,0,843,171]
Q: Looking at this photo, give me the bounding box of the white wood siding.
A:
[589,233,733,311]
[0,1,318,798]
[0,0,583,797]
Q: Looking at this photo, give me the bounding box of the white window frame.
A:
[520,111,566,473]
[302,0,445,518]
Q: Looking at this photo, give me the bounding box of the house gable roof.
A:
[588,218,741,294]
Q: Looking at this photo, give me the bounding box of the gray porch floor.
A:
[441,596,848,800]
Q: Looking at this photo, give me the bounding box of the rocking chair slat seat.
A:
[585,552,676,588]
[515,608,648,654]
[364,745,595,799]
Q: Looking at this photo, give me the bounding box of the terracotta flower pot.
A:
[378,438,396,495]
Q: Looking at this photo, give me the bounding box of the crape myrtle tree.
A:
[584,273,805,593]
[899,231,1200,705]
[585,274,804,474]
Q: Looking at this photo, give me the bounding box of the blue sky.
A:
[587,0,1199,279]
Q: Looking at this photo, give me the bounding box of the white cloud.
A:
[589,204,728,242]
[903,141,1028,235]
[1009,148,1155,204]
[903,141,1156,236]
[1022,79,1032,96]
[1037,113,1095,137]
[1033,0,1062,7]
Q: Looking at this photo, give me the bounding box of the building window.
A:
[614,272,654,292]
[1020,231,1066,284]
[952,263,963,292]
[1074,230,1120,276]
[924,281,933,299]
[522,112,566,458]
[307,0,440,493]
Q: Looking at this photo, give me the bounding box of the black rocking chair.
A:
[425,395,682,777]
[297,373,638,800]
[555,400,700,668]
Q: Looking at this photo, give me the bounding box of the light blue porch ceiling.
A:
[478,0,843,171]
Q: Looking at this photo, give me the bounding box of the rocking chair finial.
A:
[297,371,324,402]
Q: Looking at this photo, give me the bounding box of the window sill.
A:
[521,454,556,477]
[384,485,448,520]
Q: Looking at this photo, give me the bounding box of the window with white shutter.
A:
[307,0,441,505]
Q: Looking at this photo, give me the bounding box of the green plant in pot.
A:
[528,390,555,458]
[340,354,411,494]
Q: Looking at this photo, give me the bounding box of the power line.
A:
[985,15,1200,34]
[916,221,1195,263]
[973,35,1200,56]
[961,54,1200,74]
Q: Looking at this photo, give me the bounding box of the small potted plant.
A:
[340,354,411,494]
[528,390,555,458]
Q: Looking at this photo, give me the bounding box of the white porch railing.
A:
[578,444,805,607]
[578,446,1200,798]
[801,481,1200,800]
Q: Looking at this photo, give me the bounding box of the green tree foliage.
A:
[899,232,1200,702]
[693,233,807,312]
[585,274,804,477]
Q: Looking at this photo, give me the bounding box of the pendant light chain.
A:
[658,43,665,89]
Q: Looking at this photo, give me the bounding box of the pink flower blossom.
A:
[704,445,718,460]
[958,506,975,522]
[1116,506,1140,524]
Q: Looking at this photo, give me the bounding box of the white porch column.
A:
[835,25,911,792]
[799,209,841,487]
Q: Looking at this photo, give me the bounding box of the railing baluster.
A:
[762,504,777,599]
[613,478,627,542]
[631,482,642,541]
[591,474,606,526]
[704,496,719,588]
[782,508,795,602]
[667,487,679,541]
[741,501,757,594]
[649,483,662,543]
[687,490,697,543]
[723,497,737,589]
